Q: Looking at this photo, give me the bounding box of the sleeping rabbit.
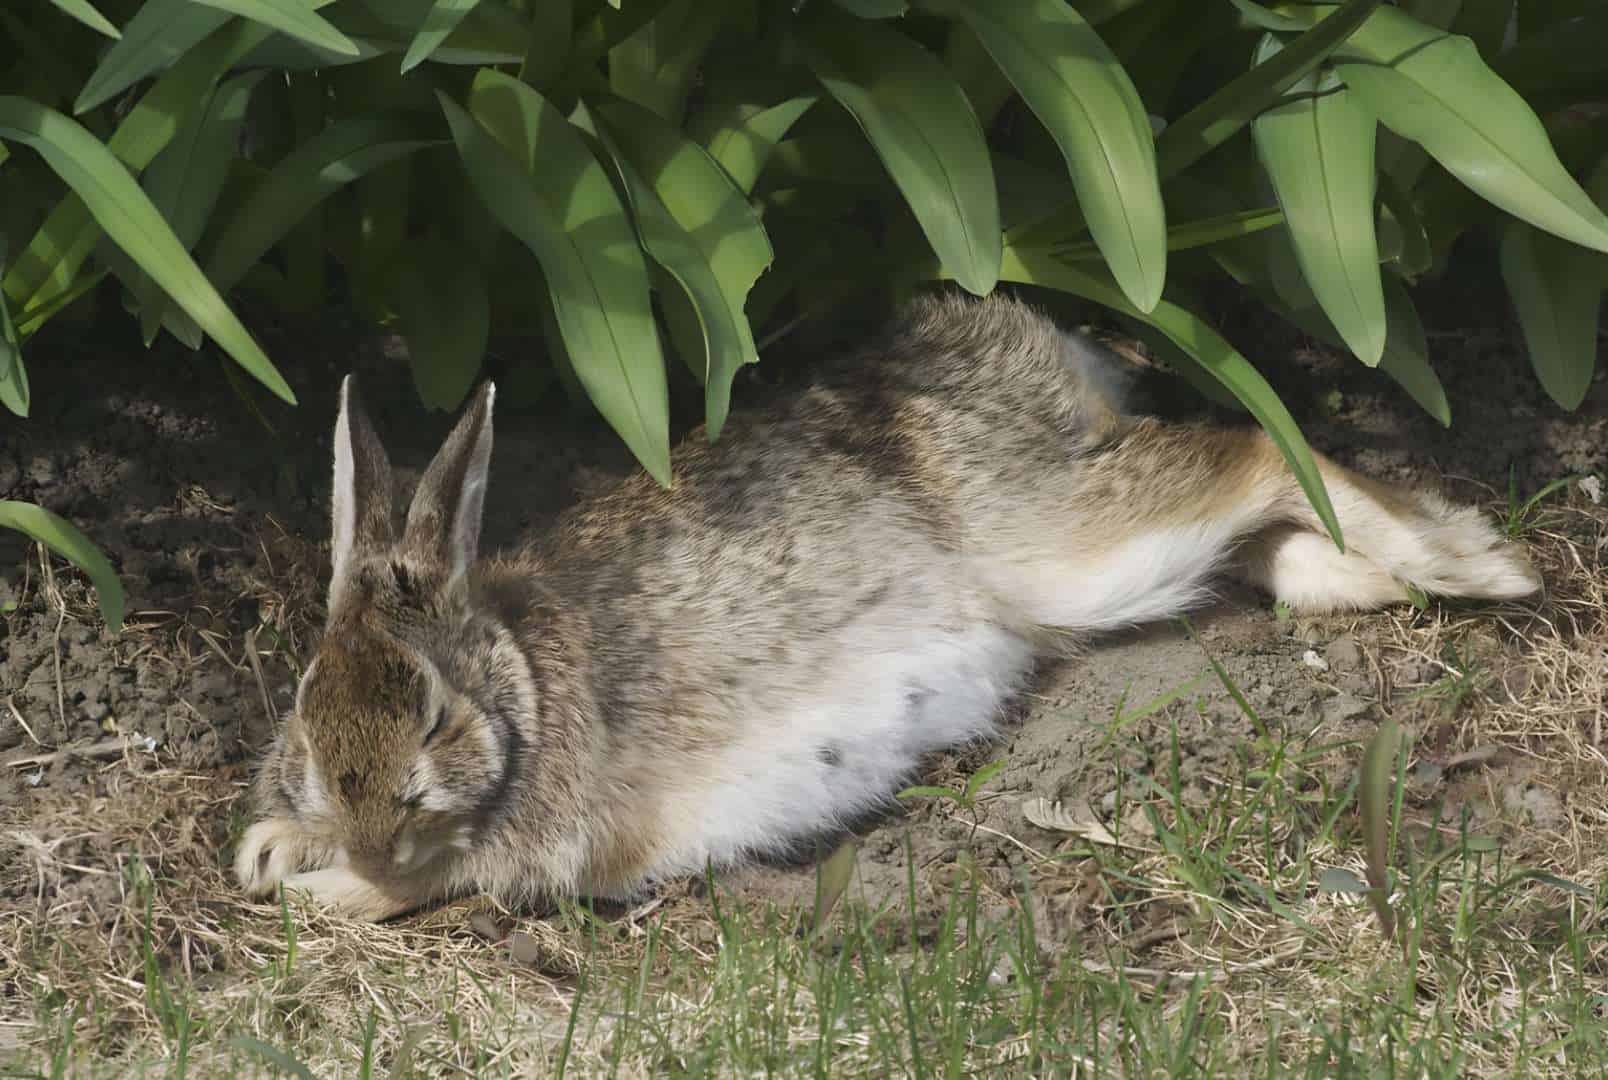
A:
[236,293,1540,920]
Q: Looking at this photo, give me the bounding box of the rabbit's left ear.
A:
[331,374,395,612]
[403,382,495,582]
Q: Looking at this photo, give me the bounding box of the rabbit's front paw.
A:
[282,867,425,922]
[235,818,333,897]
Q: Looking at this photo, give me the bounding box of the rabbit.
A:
[234,292,1541,921]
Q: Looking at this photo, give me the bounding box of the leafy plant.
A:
[3,0,1605,626]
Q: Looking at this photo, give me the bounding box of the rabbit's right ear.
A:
[330,374,394,613]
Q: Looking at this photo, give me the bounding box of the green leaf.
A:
[1375,275,1450,427]
[696,97,818,195]
[1273,4,1608,253]
[592,98,773,441]
[1001,245,1344,548]
[0,259,26,417]
[1251,40,1385,365]
[811,839,858,936]
[189,0,357,57]
[442,72,671,485]
[1358,717,1403,938]
[1500,220,1602,411]
[48,0,121,38]
[1316,866,1369,894]
[945,22,1014,129]
[10,17,277,317]
[934,0,1166,312]
[128,71,263,346]
[1376,171,1431,278]
[1056,206,1284,259]
[608,0,724,123]
[201,112,443,301]
[0,501,125,632]
[389,239,489,412]
[73,0,231,115]
[832,0,909,16]
[800,10,1000,296]
[228,1037,316,1080]
[519,0,572,89]
[1155,0,1383,181]
[896,785,962,802]
[401,0,484,72]
[0,96,295,404]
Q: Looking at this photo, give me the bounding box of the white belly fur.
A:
[652,619,1033,881]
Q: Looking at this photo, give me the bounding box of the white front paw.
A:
[234,818,333,897]
[282,867,418,922]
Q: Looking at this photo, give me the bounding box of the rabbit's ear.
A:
[331,374,395,610]
[403,382,495,581]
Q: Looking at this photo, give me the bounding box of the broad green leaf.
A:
[1492,12,1608,99]
[1500,220,1602,411]
[800,10,1000,296]
[1450,0,1514,60]
[1251,40,1385,365]
[0,501,125,632]
[519,0,571,88]
[592,99,773,440]
[73,0,230,115]
[1375,275,1450,427]
[1274,4,1608,253]
[340,0,524,65]
[48,0,121,38]
[10,17,278,316]
[945,22,1013,128]
[0,97,294,404]
[1376,171,1431,278]
[201,112,442,300]
[401,0,484,72]
[128,71,263,345]
[1155,0,1382,181]
[811,839,858,937]
[190,0,356,57]
[832,0,909,16]
[389,239,489,411]
[1000,245,1343,547]
[443,72,671,484]
[696,97,817,194]
[933,0,1166,312]
[609,0,725,122]
[0,256,25,417]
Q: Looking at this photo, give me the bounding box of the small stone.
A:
[468,912,507,943]
[1327,636,1362,671]
[1302,649,1330,672]
[1322,693,1371,724]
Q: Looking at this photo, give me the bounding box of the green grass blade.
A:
[800,8,1001,297]
[189,0,356,56]
[47,0,121,38]
[1001,244,1343,548]
[0,501,125,632]
[1155,0,1382,180]
[1251,38,1386,365]
[1056,206,1284,259]
[443,72,671,485]
[400,0,485,73]
[0,96,294,404]
[695,97,818,195]
[592,98,772,441]
[935,0,1167,311]
[389,238,489,412]
[1376,274,1450,427]
[1358,718,1402,939]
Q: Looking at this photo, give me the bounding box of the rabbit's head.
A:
[267,377,532,884]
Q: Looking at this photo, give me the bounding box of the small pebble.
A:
[1302,649,1330,672]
